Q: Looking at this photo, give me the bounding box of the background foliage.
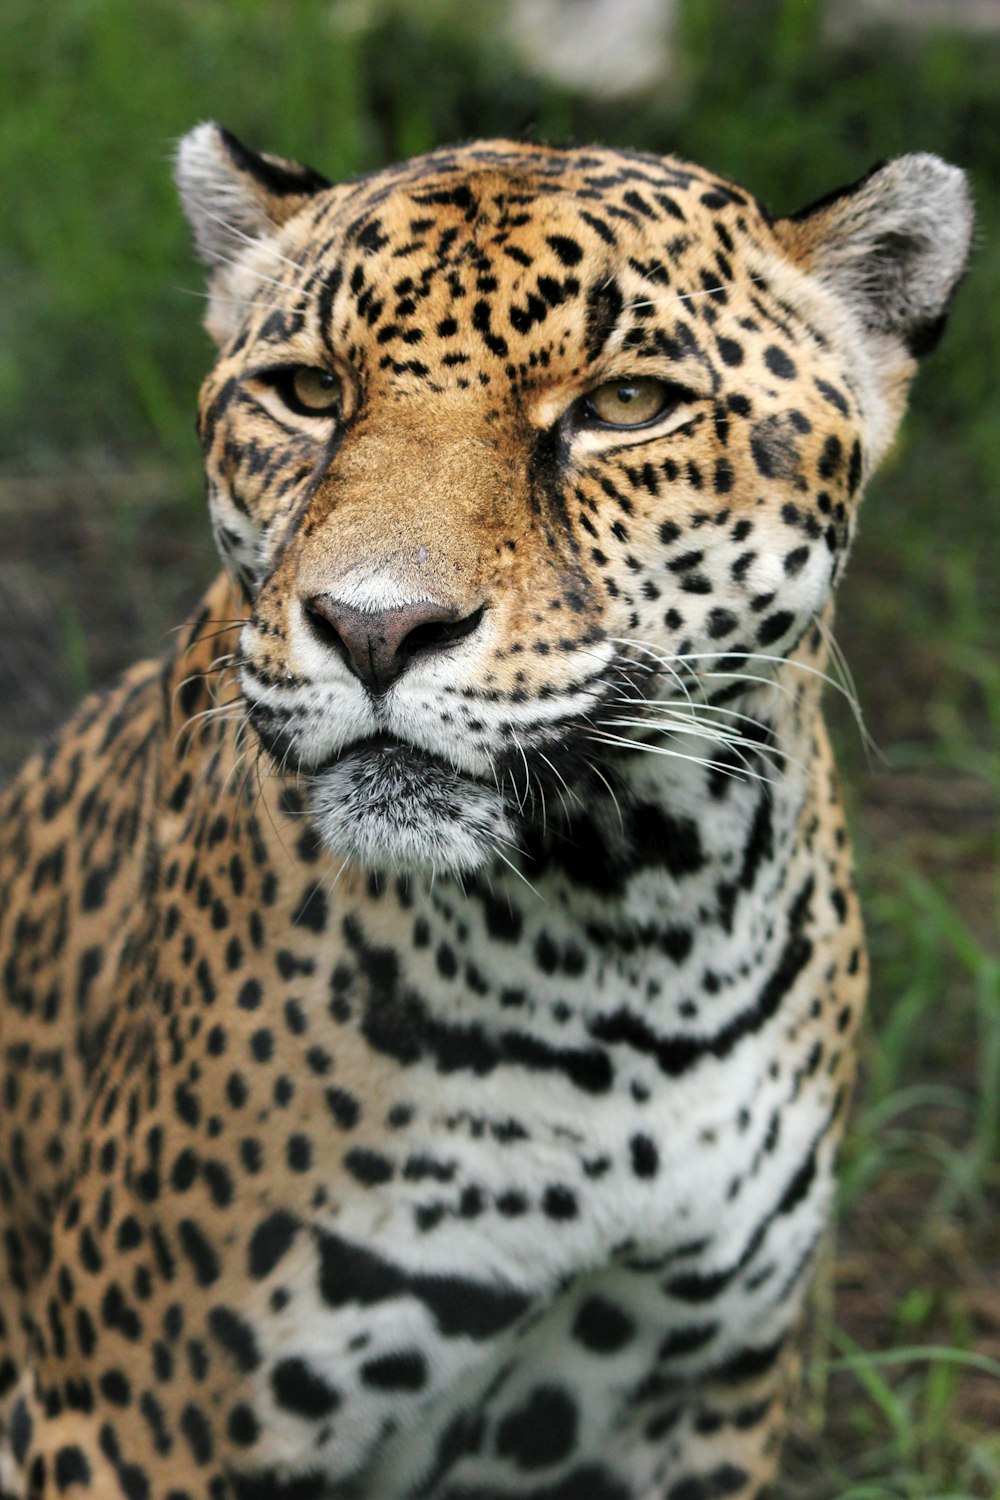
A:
[1,1,997,1494]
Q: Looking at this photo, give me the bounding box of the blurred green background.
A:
[1,0,997,1493]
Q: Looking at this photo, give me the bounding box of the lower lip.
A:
[311,733,428,774]
[348,733,406,757]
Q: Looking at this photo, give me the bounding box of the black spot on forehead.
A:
[301,147,764,348]
[585,276,625,360]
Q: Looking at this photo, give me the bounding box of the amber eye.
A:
[287,367,342,415]
[582,378,681,429]
[261,365,342,418]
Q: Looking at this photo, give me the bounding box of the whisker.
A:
[601,702,789,751]
[598,715,807,781]
[582,729,780,786]
[610,694,779,733]
[669,645,862,708]
[179,697,244,730]
[536,751,583,810]
[582,757,626,837]
[191,203,305,274]
[622,274,768,315]
[489,842,544,901]
[601,711,783,753]
[604,636,699,704]
[218,713,257,799]
[509,732,533,813]
[172,285,278,315]
[247,748,295,867]
[814,615,882,764]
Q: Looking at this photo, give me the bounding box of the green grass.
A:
[795,575,1000,1493]
[1,0,998,1493]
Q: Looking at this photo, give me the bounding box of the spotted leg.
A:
[626,1333,801,1500]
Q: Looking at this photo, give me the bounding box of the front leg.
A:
[11,1202,540,1500]
[629,1334,801,1500]
[3,1376,214,1500]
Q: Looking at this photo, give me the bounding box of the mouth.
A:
[311,732,451,773]
[303,731,515,876]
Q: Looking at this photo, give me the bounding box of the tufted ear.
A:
[175,121,331,270]
[775,154,973,360]
[175,123,332,343]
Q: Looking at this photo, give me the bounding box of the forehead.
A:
[271,145,784,385]
[301,143,771,288]
[345,141,753,210]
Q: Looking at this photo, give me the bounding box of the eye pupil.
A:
[288,366,341,415]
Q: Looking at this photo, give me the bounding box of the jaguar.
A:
[0,125,972,1499]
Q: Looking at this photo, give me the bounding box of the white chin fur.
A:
[307,749,512,876]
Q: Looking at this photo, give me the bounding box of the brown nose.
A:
[303,595,485,694]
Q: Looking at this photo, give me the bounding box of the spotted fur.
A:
[0,128,972,1499]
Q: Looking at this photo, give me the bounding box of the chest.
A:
[227,990,835,1490]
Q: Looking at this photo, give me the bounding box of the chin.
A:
[305,737,514,877]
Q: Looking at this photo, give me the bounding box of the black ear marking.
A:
[904,312,947,359]
[175,121,332,273]
[217,128,332,199]
[783,160,887,225]
[778,153,974,360]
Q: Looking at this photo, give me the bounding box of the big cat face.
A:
[177,130,971,874]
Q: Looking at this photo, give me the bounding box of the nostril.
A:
[300,594,485,693]
[400,605,485,658]
[303,598,345,649]
[302,597,358,678]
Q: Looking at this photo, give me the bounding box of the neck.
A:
[165,577,828,1030]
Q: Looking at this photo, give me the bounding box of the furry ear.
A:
[775,154,974,358]
[175,122,331,270]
